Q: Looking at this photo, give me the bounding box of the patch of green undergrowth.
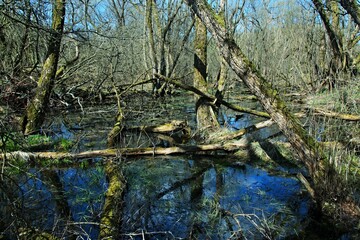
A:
[1,133,75,152]
[0,132,22,151]
[26,134,52,145]
[54,138,74,151]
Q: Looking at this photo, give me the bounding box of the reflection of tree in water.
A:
[0,169,62,237]
[188,160,205,239]
[0,155,309,239]
[120,159,209,239]
[99,159,126,239]
[0,163,107,239]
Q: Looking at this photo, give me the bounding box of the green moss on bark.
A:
[99,161,125,239]
[23,0,65,135]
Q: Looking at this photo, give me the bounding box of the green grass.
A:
[26,134,52,145]
[55,138,74,151]
[0,133,75,153]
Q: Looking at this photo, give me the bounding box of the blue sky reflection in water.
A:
[121,158,309,239]
[1,156,309,239]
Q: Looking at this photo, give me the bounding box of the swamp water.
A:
[0,93,342,239]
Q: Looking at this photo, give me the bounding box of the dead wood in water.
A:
[108,120,191,147]
[185,0,328,194]
[184,0,360,226]
[107,112,124,147]
[0,139,251,162]
[297,173,316,200]
[124,120,190,134]
[214,119,275,142]
[211,112,305,143]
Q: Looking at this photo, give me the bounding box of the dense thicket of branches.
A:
[1,0,359,109]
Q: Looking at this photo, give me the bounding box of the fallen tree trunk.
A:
[0,140,250,162]
[218,112,305,142]
[108,120,191,147]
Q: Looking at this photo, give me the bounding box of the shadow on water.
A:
[0,93,350,239]
[0,156,312,239]
[121,157,310,239]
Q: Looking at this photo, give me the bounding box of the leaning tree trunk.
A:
[194,16,219,134]
[22,0,65,135]
[185,0,342,205]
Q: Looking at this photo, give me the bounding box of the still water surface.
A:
[1,93,324,239]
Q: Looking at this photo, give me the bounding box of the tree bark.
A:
[124,120,190,133]
[215,0,228,103]
[107,111,124,147]
[194,15,220,133]
[22,0,65,135]
[146,0,158,73]
[212,119,274,142]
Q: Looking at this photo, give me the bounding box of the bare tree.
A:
[144,0,193,95]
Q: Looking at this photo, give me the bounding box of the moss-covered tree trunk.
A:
[99,161,126,239]
[22,0,65,135]
[146,0,158,73]
[185,0,351,212]
[194,16,219,134]
[215,0,228,103]
[107,111,124,147]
